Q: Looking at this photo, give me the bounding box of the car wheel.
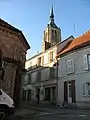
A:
[0,110,7,120]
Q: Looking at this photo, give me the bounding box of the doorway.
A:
[45,88,50,101]
[27,90,31,101]
[64,80,76,103]
[68,83,72,103]
[36,88,40,104]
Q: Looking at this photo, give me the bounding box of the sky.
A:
[0,0,90,59]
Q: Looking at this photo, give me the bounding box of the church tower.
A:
[42,6,61,52]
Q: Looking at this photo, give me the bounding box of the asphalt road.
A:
[7,108,90,120]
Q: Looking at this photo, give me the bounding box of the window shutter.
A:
[83,83,86,95]
[71,59,74,73]
[83,55,88,70]
[88,55,90,64]
[67,60,71,74]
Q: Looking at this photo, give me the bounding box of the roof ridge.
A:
[57,30,90,56]
[73,29,90,41]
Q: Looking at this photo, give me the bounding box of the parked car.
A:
[0,89,15,120]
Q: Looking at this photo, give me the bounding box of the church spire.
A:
[49,5,54,23]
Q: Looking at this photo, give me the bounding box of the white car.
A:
[0,89,15,120]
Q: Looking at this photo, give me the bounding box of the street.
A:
[7,106,90,120]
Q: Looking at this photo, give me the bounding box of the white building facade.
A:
[22,46,58,105]
[57,31,90,108]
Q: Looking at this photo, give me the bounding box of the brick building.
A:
[0,18,30,107]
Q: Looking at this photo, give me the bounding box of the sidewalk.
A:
[14,107,36,117]
[24,102,90,111]
[23,102,62,112]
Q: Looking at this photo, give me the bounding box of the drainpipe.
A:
[53,58,59,107]
[56,57,59,107]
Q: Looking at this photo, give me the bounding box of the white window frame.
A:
[67,59,74,74]
[83,82,90,96]
[38,57,41,66]
[41,56,44,65]
[86,82,90,96]
[48,51,54,62]
[83,54,89,70]
[87,54,90,70]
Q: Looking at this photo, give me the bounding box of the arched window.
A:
[55,30,57,41]
[52,30,54,41]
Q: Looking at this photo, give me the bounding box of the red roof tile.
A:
[58,30,90,56]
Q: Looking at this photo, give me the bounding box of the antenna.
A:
[73,24,75,35]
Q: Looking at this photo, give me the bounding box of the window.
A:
[52,30,54,41]
[87,55,90,69]
[83,82,90,96]
[52,30,54,39]
[67,59,74,74]
[38,56,44,66]
[24,74,31,84]
[83,54,90,70]
[41,56,44,65]
[50,67,55,78]
[22,90,26,100]
[86,82,90,95]
[83,55,88,70]
[27,90,31,101]
[28,74,31,83]
[52,30,56,45]
[55,30,57,41]
[37,70,41,81]
[38,57,41,66]
[49,52,54,62]
[52,87,56,100]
